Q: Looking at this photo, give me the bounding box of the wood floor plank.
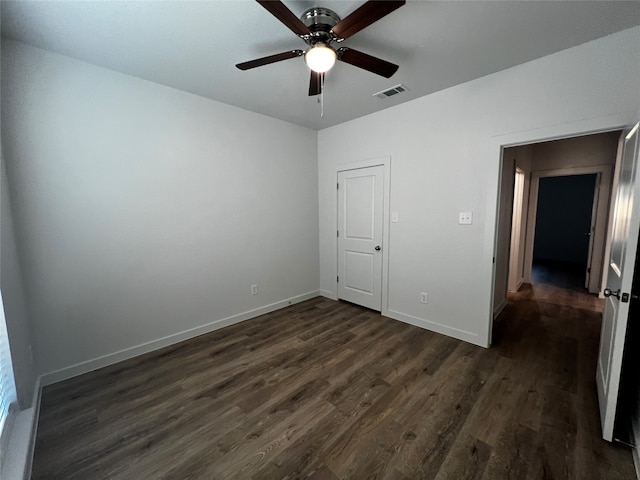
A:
[434,433,491,480]
[461,355,521,446]
[391,348,499,478]
[32,284,637,479]
[320,367,428,477]
[161,380,333,479]
[481,421,544,480]
[209,399,335,478]
[250,408,348,480]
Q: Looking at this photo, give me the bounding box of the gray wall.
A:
[532,132,622,172]
[1,41,320,381]
[1,148,35,407]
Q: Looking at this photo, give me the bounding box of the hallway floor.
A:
[531,259,589,292]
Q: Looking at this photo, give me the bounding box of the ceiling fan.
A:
[236,0,406,96]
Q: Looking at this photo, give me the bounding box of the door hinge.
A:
[337,230,339,238]
[337,276,339,283]
[337,182,339,190]
[587,267,591,273]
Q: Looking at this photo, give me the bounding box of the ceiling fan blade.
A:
[309,71,323,96]
[331,1,405,41]
[337,47,398,78]
[236,50,304,70]
[256,0,311,38]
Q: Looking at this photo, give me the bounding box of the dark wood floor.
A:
[531,260,588,292]
[32,284,635,479]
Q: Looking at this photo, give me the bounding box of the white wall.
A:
[1,41,320,382]
[318,27,640,347]
[1,149,35,407]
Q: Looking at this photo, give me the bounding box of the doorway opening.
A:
[494,131,623,315]
[531,173,598,291]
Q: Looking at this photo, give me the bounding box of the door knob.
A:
[603,288,621,299]
[374,245,381,251]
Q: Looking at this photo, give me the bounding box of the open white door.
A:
[337,165,384,311]
[597,123,640,441]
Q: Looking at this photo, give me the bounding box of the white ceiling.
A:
[2,1,640,130]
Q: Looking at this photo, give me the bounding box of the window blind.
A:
[0,292,17,448]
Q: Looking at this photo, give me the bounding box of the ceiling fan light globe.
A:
[305,45,336,73]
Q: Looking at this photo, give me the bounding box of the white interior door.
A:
[337,165,384,311]
[597,123,640,441]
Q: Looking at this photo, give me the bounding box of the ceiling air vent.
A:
[373,84,408,99]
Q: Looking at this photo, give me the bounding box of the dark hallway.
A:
[531,260,588,292]
[532,173,597,292]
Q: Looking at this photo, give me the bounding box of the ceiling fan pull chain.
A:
[321,73,325,117]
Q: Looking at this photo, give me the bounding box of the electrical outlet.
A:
[458,212,473,225]
[420,292,428,304]
[251,284,258,295]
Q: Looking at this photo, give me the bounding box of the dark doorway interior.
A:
[532,173,597,291]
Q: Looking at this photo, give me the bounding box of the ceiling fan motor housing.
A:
[301,7,341,45]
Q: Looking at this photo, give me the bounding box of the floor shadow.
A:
[531,259,588,292]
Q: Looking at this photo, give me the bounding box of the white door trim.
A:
[336,156,391,314]
[508,168,526,292]
[523,165,612,293]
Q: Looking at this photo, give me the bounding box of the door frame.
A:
[336,156,391,314]
[508,167,526,292]
[523,165,612,294]
[488,122,629,347]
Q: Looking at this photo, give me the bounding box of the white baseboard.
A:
[508,279,524,293]
[319,289,337,300]
[1,376,41,480]
[384,308,486,348]
[40,290,320,386]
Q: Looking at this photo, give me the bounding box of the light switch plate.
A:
[458,212,473,225]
